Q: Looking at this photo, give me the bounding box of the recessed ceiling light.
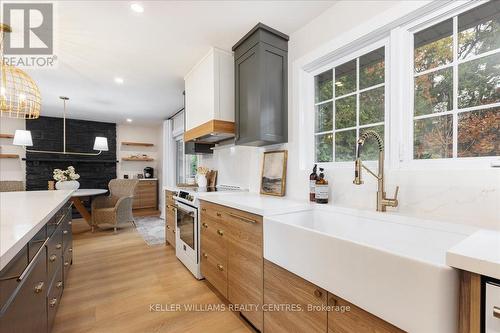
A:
[114,77,124,85]
[126,118,133,123]
[130,3,144,13]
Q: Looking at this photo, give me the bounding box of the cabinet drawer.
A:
[201,248,227,298]
[47,224,63,280]
[62,219,73,252]
[28,226,47,262]
[200,201,225,221]
[0,247,47,333]
[328,294,404,333]
[200,216,226,260]
[63,246,73,283]
[225,208,263,330]
[0,245,29,306]
[166,227,175,247]
[47,266,64,333]
[264,260,327,333]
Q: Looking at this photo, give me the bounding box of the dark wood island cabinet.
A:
[0,200,73,333]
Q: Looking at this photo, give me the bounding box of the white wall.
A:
[117,124,162,180]
[0,118,26,181]
[204,0,500,231]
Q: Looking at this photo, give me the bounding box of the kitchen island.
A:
[0,190,74,332]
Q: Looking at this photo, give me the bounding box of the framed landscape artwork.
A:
[260,150,287,196]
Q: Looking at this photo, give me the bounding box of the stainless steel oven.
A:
[173,199,202,279]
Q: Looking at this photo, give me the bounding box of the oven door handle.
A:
[175,205,195,217]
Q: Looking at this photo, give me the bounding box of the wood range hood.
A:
[183,120,235,143]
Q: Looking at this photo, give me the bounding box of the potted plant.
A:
[53,166,81,190]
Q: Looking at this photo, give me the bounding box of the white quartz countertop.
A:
[446,229,500,279]
[0,190,74,271]
[197,192,312,216]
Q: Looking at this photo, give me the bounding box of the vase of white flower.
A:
[54,166,81,190]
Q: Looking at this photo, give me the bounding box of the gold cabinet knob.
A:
[314,289,322,298]
[64,261,69,267]
[166,225,170,230]
[329,297,338,306]
[217,229,224,236]
[201,208,206,212]
[203,252,208,259]
[34,281,44,293]
[49,298,57,307]
[216,212,222,217]
[56,243,62,249]
[63,230,68,235]
[56,281,63,288]
[49,254,57,262]
[202,223,208,228]
[68,221,72,225]
[216,264,224,271]
[68,248,73,252]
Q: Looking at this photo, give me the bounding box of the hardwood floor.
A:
[53,219,254,333]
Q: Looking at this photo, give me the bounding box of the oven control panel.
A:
[177,190,194,202]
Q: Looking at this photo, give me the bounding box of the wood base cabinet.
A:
[263,259,404,333]
[264,260,327,333]
[200,201,264,331]
[328,295,404,333]
[165,190,176,247]
[133,180,158,210]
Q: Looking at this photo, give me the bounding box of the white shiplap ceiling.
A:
[23,0,334,124]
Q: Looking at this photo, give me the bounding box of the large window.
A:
[412,1,500,160]
[314,46,386,162]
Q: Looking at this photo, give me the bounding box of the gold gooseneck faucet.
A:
[353,130,399,212]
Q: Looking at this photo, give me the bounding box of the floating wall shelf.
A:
[121,141,154,147]
[122,157,154,162]
[0,133,14,139]
[0,154,19,159]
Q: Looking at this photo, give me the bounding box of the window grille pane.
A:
[360,47,385,89]
[315,102,333,133]
[458,108,500,157]
[360,86,385,125]
[335,95,356,129]
[335,130,356,162]
[414,67,453,116]
[335,60,356,96]
[315,133,333,162]
[315,70,333,103]
[414,19,453,73]
[458,1,500,60]
[458,52,500,109]
[414,115,453,159]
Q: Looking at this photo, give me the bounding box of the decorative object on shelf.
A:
[48,180,55,190]
[260,150,287,197]
[0,133,14,139]
[196,166,209,188]
[137,174,144,179]
[0,24,41,120]
[12,97,109,156]
[53,166,81,190]
[122,153,153,161]
[124,174,129,179]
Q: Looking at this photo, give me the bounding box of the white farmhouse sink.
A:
[263,206,476,333]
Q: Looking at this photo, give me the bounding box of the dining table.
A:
[70,189,108,225]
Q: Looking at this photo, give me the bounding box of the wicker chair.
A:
[0,181,24,192]
[91,179,139,233]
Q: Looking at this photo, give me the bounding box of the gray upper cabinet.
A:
[233,23,289,146]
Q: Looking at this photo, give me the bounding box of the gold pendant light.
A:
[0,23,42,119]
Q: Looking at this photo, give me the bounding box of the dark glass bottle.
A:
[309,164,318,202]
[315,168,329,204]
